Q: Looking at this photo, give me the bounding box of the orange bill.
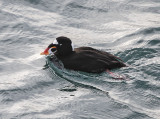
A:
[40,48,49,55]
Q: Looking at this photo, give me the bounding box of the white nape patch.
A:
[71,42,74,51]
[53,40,58,45]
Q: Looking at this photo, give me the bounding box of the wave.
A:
[66,2,108,13]
[45,54,160,118]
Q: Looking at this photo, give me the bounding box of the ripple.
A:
[67,2,108,13]
[24,0,40,5]
[117,48,157,64]
[148,38,160,46]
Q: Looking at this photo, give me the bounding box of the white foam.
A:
[6,88,87,114]
[0,70,31,90]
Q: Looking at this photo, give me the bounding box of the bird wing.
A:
[61,51,107,73]
[61,47,125,73]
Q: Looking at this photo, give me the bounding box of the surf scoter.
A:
[41,36,126,73]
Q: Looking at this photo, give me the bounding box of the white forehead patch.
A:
[53,40,58,45]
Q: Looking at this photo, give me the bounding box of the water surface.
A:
[0,0,160,118]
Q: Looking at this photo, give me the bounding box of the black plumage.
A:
[43,36,126,73]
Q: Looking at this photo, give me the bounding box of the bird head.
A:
[40,36,74,56]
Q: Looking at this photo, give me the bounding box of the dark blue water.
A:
[0,0,160,118]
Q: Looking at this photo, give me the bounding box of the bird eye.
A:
[48,47,57,55]
[51,47,56,52]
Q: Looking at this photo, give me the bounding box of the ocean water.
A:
[0,0,160,118]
